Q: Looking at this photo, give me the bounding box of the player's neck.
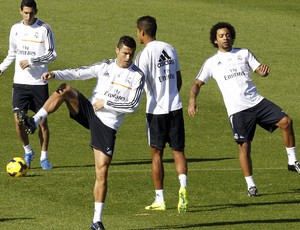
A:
[144,37,156,46]
[23,18,37,26]
[219,47,233,53]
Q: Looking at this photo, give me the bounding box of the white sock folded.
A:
[245,175,256,189]
[33,108,48,126]
[286,147,297,165]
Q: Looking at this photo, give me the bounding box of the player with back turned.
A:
[135,15,188,212]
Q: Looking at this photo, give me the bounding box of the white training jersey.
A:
[135,40,182,114]
[196,48,264,117]
[0,19,56,85]
[53,59,145,131]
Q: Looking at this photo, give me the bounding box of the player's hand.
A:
[93,99,105,111]
[41,72,55,80]
[19,60,30,69]
[256,64,270,77]
[188,102,198,117]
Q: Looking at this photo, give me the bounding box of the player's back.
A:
[141,40,182,114]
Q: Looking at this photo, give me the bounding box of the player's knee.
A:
[95,166,108,183]
[55,83,72,95]
[279,116,293,130]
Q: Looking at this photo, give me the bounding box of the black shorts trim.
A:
[229,98,287,142]
[146,109,185,150]
[71,91,116,158]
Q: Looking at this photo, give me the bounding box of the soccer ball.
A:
[6,157,28,177]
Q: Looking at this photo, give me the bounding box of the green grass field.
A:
[1,0,300,229]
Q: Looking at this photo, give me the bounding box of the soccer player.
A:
[0,0,57,169]
[135,15,188,212]
[188,22,300,197]
[18,36,145,230]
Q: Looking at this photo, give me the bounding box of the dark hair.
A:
[136,15,157,38]
[210,22,236,48]
[117,36,136,49]
[21,0,37,10]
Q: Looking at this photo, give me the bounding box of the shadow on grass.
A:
[0,217,34,222]
[24,174,43,177]
[131,218,300,229]
[41,157,234,169]
[49,164,94,169]
[111,157,234,166]
[187,157,234,163]
[188,199,300,213]
[259,188,300,196]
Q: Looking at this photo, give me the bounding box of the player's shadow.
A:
[259,188,300,196]
[133,200,300,229]
[188,199,300,213]
[0,217,34,222]
[24,174,43,177]
[111,157,234,166]
[47,164,95,169]
[29,157,233,169]
[131,218,300,229]
[187,157,234,163]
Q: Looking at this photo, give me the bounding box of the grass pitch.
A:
[0,0,299,229]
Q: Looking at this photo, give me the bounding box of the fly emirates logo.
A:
[104,89,126,101]
[224,68,246,80]
[17,45,36,56]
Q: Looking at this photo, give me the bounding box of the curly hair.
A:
[210,22,236,48]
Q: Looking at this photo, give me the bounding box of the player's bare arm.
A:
[255,64,270,77]
[188,79,204,117]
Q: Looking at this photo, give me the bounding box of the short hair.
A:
[136,15,157,38]
[21,0,37,11]
[210,22,236,48]
[117,36,136,50]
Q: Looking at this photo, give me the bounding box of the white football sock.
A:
[23,144,33,154]
[93,202,104,223]
[155,189,164,203]
[178,174,187,188]
[40,151,48,161]
[286,147,297,165]
[245,175,256,189]
[33,108,48,126]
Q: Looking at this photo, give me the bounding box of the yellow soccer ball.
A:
[6,157,28,177]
